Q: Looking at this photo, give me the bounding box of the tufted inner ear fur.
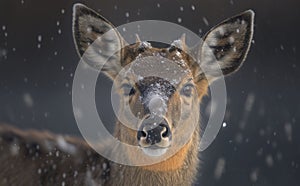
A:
[199,10,254,81]
[72,3,126,79]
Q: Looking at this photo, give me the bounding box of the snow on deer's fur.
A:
[0,4,254,186]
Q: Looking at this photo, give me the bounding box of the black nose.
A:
[137,118,171,145]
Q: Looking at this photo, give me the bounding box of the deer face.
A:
[114,45,202,157]
[72,4,254,157]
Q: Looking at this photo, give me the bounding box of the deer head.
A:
[72,4,254,159]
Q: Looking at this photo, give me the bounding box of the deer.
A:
[0,3,254,186]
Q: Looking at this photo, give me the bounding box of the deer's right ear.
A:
[72,3,125,79]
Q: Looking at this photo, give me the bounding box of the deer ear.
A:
[199,10,254,81]
[72,3,125,79]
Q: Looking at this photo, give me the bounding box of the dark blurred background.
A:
[0,0,299,185]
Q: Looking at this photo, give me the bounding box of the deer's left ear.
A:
[72,3,125,79]
[199,10,254,81]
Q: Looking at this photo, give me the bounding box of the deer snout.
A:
[137,118,172,147]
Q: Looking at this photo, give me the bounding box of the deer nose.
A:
[137,118,171,145]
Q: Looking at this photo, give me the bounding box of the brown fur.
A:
[108,125,201,186]
[0,4,254,186]
[0,123,200,185]
[0,124,108,185]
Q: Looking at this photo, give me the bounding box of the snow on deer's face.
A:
[112,44,203,156]
[72,4,254,157]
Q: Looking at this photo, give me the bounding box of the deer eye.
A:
[122,84,136,96]
[181,84,194,97]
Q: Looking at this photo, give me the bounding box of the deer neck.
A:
[109,124,201,186]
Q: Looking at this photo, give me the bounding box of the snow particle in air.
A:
[265,154,274,167]
[37,35,42,42]
[250,168,259,182]
[102,163,107,170]
[23,93,34,107]
[57,136,77,155]
[214,158,226,179]
[0,48,7,58]
[10,144,20,156]
[203,17,209,26]
[284,122,292,142]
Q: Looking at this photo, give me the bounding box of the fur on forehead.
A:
[119,47,195,82]
[121,44,195,71]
